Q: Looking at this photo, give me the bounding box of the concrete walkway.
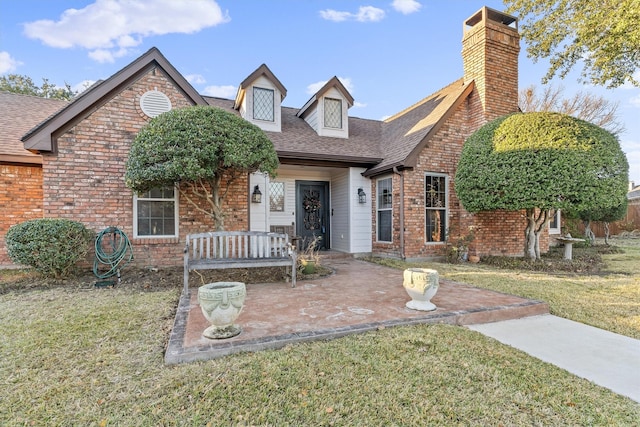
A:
[468,315,640,403]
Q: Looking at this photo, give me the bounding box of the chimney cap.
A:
[465,6,517,31]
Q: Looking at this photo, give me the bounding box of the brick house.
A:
[0,7,552,268]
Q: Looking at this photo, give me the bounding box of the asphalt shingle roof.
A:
[3,48,472,176]
[205,97,384,165]
[0,91,67,163]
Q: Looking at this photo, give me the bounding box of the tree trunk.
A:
[524,209,537,260]
[178,177,226,231]
[583,220,595,244]
[604,222,611,245]
[211,175,224,230]
[524,208,551,261]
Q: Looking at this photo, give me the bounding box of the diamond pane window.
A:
[253,87,274,121]
[270,182,285,212]
[324,97,342,129]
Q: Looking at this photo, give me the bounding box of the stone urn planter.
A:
[403,268,439,311]
[198,281,246,339]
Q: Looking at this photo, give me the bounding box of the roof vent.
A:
[140,90,172,118]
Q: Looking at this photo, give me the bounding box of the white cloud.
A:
[23,0,229,63]
[0,51,22,74]
[319,9,351,22]
[320,6,385,23]
[630,93,640,108]
[356,6,385,22]
[186,74,206,85]
[202,85,236,98]
[353,101,367,108]
[306,76,354,95]
[391,0,421,15]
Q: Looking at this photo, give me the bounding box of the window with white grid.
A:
[134,186,178,238]
[377,177,392,242]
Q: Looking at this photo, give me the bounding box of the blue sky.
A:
[1,0,638,182]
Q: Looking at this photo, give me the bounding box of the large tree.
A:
[0,74,76,100]
[505,0,640,88]
[456,112,629,260]
[519,84,624,135]
[125,106,279,230]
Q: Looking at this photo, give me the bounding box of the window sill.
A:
[132,237,180,245]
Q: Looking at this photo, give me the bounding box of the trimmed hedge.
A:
[6,218,94,278]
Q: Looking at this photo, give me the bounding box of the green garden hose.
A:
[93,226,133,280]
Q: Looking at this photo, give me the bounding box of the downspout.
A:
[393,167,405,260]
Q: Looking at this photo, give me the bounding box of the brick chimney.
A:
[462,6,520,126]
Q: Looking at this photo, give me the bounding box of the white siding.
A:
[305,109,319,133]
[349,168,372,253]
[249,166,371,254]
[249,172,269,232]
[331,170,350,252]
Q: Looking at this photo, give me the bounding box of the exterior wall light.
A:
[251,185,262,203]
[358,188,366,204]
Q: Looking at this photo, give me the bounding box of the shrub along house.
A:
[0,6,552,268]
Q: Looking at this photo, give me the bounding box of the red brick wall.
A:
[370,10,550,260]
[462,13,520,124]
[42,67,249,269]
[0,164,43,265]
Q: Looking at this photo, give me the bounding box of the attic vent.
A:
[140,90,172,118]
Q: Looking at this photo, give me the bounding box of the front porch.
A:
[165,257,548,364]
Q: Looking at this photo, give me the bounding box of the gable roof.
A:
[233,64,287,110]
[9,47,479,176]
[297,76,355,118]
[364,79,474,177]
[210,79,475,172]
[206,96,383,167]
[0,91,67,164]
[22,47,206,153]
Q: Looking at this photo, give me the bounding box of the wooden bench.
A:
[183,231,297,293]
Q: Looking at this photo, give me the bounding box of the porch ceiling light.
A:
[358,188,366,204]
[251,185,262,203]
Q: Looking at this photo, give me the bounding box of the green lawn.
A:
[374,237,640,340]
[0,239,638,425]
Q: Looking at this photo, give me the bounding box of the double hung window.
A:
[377,177,392,242]
[134,187,178,238]
[425,174,447,243]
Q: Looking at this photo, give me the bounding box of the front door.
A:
[296,181,329,250]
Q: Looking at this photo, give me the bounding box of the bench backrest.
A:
[185,231,290,261]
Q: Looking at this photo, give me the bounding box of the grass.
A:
[371,238,640,340]
[0,240,639,425]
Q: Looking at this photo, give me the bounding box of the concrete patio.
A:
[165,257,549,365]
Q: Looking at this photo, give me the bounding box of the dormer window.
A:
[297,76,353,138]
[253,87,274,122]
[324,97,342,129]
[234,65,286,132]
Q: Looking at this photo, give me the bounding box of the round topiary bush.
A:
[5,218,94,278]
